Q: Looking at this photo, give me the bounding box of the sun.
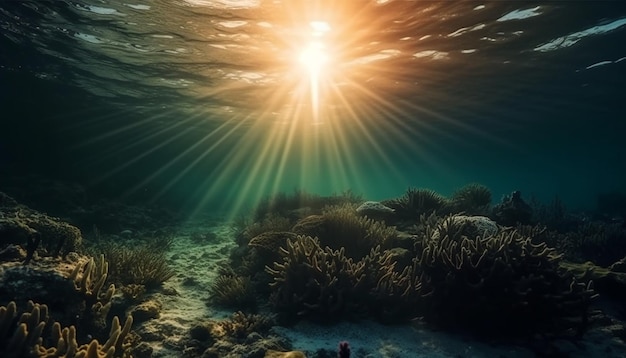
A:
[293,21,332,123]
[299,41,328,77]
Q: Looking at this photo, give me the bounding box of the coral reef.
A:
[416,215,595,337]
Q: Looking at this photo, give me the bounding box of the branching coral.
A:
[291,204,397,260]
[415,215,595,337]
[68,254,116,330]
[266,236,415,322]
[0,300,133,358]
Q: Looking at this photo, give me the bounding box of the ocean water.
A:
[2,2,626,357]
[1,0,625,215]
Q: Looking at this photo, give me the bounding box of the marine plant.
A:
[209,273,257,310]
[383,187,450,219]
[449,183,492,215]
[94,242,174,288]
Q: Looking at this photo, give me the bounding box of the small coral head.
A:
[338,341,351,358]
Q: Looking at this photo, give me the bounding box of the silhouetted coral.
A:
[383,187,450,219]
[266,236,408,322]
[492,190,532,226]
[415,215,595,338]
[0,300,133,358]
[449,183,492,215]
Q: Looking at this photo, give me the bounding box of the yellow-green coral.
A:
[0,300,133,358]
[68,255,115,330]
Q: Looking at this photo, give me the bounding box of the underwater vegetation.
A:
[0,192,179,357]
[382,187,450,219]
[89,242,175,289]
[449,183,492,215]
[209,272,256,310]
[2,181,626,357]
[221,184,626,343]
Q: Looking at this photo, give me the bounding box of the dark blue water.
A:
[1,0,625,215]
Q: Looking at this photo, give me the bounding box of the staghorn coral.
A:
[291,204,397,260]
[383,187,450,219]
[0,300,133,358]
[449,183,492,215]
[266,236,413,322]
[415,215,596,338]
[68,254,116,331]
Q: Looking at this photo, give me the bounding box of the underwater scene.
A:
[1,1,626,357]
